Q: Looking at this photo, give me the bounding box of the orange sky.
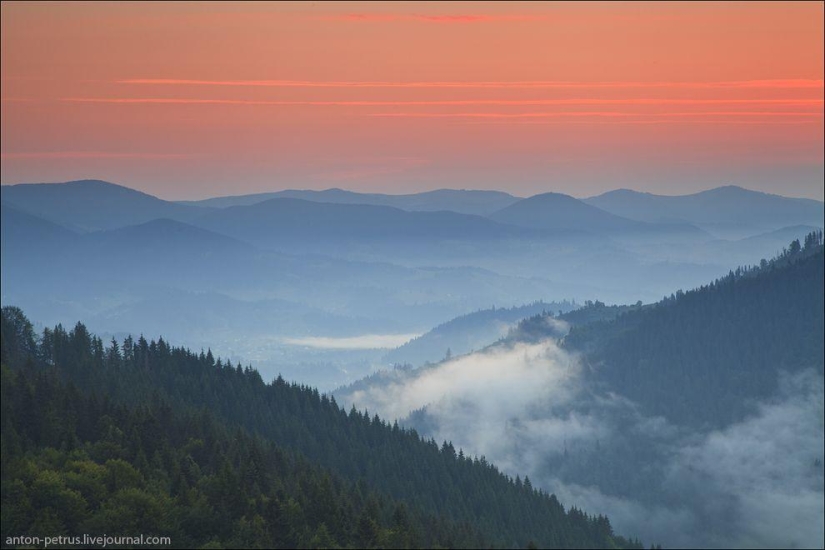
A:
[1,1,823,199]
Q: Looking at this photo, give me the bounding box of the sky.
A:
[1,1,823,200]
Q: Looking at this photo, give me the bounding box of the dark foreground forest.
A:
[0,307,641,549]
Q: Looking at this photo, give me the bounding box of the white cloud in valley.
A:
[338,338,825,549]
[282,333,421,350]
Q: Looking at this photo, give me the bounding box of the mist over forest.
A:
[2,178,823,548]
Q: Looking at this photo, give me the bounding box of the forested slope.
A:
[0,308,640,549]
[564,232,824,428]
[1,366,491,548]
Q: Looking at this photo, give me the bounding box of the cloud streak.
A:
[56,99,823,123]
[331,13,546,24]
[459,118,824,126]
[58,97,825,107]
[115,79,825,90]
[283,333,420,350]
[369,111,824,119]
[0,151,193,159]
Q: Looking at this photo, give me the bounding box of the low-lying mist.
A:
[335,337,824,548]
[282,333,420,350]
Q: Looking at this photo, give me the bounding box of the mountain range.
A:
[0,179,208,232]
[191,197,530,246]
[180,187,521,215]
[585,185,824,238]
[6,180,819,241]
[3,178,823,385]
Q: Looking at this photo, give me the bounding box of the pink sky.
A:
[1,1,823,200]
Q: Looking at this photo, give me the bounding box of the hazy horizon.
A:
[2,178,823,203]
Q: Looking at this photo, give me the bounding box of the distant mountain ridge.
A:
[1,202,77,254]
[191,197,532,245]
[487,192,707,239]
[180,187,521,215]
[0,179,209,232]
[4,201,580,370]
[83,217,250,253]
[490,192,650,232]
[585,185,824,238]
[4,180,819,242]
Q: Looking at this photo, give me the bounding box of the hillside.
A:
[489,192,711,242]
[1,202,78,254]
[82,218,252,256]
[192,197,529,246]
[1,364,494,548]
[0,307,641,549]
[384,301,576,367]
[489,192,666,235]
[511,300,643,343]
[563,232,825,428]
[0,180,208,232]
[330,233,824,548]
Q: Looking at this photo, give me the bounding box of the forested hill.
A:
[0,309,641,549]
[1,366,489,549]
[384,300,576,367]
[563,231,825,429]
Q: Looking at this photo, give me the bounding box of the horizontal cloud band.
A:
[56,98,825,107]
[115,79,824,89]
